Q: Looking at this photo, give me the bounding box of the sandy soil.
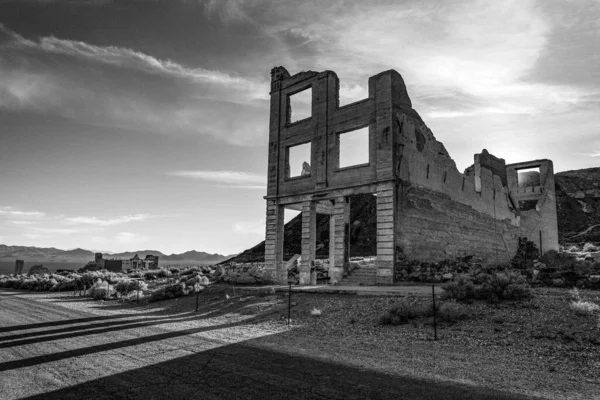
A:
[0,286,598,399]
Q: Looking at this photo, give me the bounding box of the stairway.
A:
[342,267,377,286]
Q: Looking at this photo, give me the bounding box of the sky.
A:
[0,0,599,255]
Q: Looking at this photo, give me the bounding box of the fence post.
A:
[432,285,437,341]
[287,282,292,325]
[137,279,140,304]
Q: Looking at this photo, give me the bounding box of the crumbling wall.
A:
[393,110,521,264]
[507,160,559,252]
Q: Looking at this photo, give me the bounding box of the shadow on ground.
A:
[22,340,538,400]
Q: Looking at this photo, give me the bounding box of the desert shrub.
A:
[157,269,171,278]
[442,271,531,303]
[181,268,199,276]
[502,283,532,300]
[89,280,116,300]
[144,272,157,280]
[569,287,581,301]
[441,274,475,301]
[149,283,186,303]
[511,237,540,269]
[379,299,425,325]
[583,242,599,253]
[169,268,180,274]
[541,250,579,271]
[437,301,470,322]
[570,300,600,316]
[115,279,145,296]
[123,290,149,302]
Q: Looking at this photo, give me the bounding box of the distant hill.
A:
[225,167,600,264]
[0,244,233,267]
[555,167,600,243]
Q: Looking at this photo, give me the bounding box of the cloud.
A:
[234,220,265,236]
[0,206,45,218]
[169,170,266,188]
[23,233,43,240]
[9,221,36,225]
[65,214,151,226]
[0,23,270,146]
[206,0,598,118]
[116,232,148,244]
[32,227,81,234]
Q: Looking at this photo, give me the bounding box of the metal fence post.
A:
[432,285,437,341]
[287,282,292,325]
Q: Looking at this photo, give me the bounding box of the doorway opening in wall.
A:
[282,204,331,285]
[348,194,377,257]
[282,206,301,263]
[338,127,369,168]
[516,167,540,188]
[286,142,311,178]
[315,200,333,284]
[287,87,312,124]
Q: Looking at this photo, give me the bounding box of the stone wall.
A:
[397,185,521,265]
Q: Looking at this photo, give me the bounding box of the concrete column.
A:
[329,197,348,283]
[376,182,395,284]
[300,201,317,285]
[329,215,336,282]
[264,200,285,284]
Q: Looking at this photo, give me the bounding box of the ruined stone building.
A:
[264,66,558,285]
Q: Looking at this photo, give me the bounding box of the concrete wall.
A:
[507,160,559,252]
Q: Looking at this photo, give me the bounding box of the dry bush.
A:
[570,300,600,316]
[379,299,426,325]
[583,242,599,253]
[437,301,470,323]
[310,308,322,316]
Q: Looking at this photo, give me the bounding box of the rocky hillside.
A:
[555,167,600,243]
[226,167,600,264]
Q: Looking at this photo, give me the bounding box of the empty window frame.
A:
[287,87,312,124]
[286,142,311,178]
[517,167,540,188]
[338,127,369,168]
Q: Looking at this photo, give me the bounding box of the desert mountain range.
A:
[0,245,232,265]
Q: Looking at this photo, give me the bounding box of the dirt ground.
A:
[0,285,598,399]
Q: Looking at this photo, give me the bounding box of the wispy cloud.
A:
[0,23,269,146]
[65,214,151,226]
[32,227,82,234]
[169,170,266,189]
[116,232,148,245]
[0,206,45,218]
[234,220,265,236]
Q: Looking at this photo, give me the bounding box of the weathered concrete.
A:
[264,66,559,285]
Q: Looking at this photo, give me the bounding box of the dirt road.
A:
[0,289,539,400]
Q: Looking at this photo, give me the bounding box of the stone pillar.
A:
[329,215,336,282]
[376,182,395,284]
[329,197,348,283]
[264,200,285,284]
[14,260,24,275]
[299,201,316,285]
